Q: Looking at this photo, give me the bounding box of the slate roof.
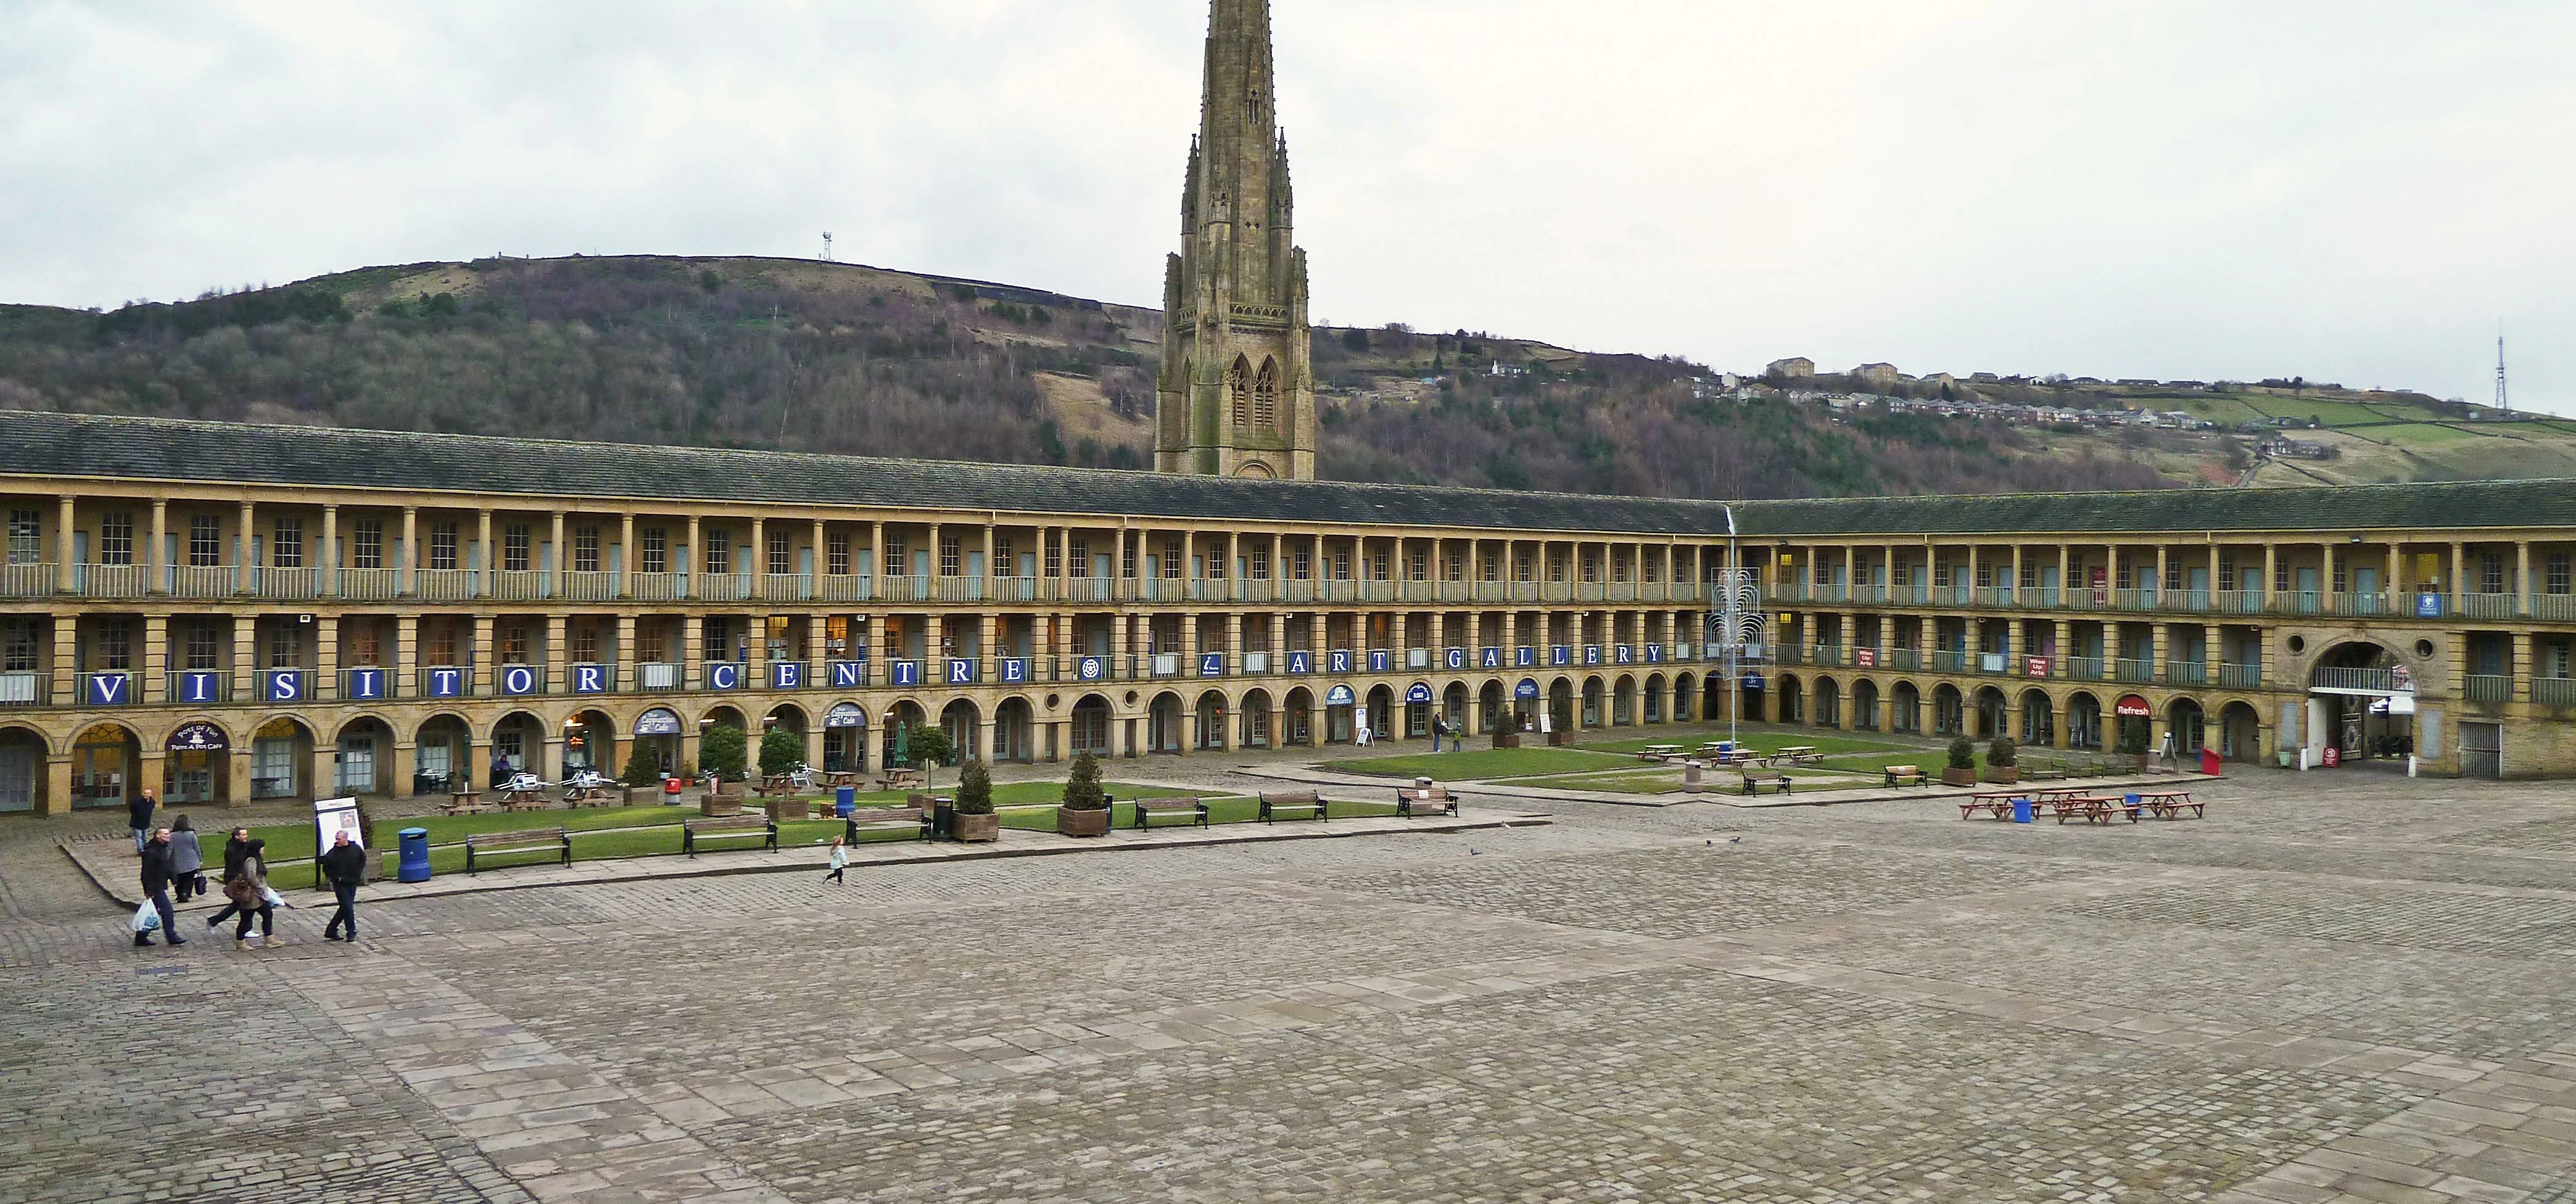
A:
[0,410,2566,538]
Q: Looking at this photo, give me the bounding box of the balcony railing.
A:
[252,566,316,599]
[819,574,872,603]
[631,572,687,602]
[2217,662,2263,690]
[2067,656,2105,682]
[1932,649,1967,674]
[2215,590,2265,615]
[1810,645,1844,667]
[2535,677,2576,708]
[993,576,1040,604]
[762,573,811,602]
[2113,658,2156,683]
[638,662,682,691]
[2111,588,2157,612]
[0,561,52,597]
[339,567,403,601]
[2462,675,2514,704]
[700,574,751,603]
[2272,591,2327,616]
[490,570,548,601]
[564,571,619,601]
[2164,661,2208,687]
[1886,648,1922,672]
[2534,593,2576,622]
[2459,593,2520,620]
[2311,666,2403,693]
[0,670,47,706]
[877,576,927,604]
[165,564,229,598]
[78,563,150,597]
[2161,590,2210,613]
[416,569,478,601]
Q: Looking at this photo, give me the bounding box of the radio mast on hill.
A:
[2495,329,2508,413]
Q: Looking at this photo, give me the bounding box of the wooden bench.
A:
[1133,797,1210,829]
[464,827,571,875]
[1395,787,1456,818]
[844,806,933,843]
[1884,764,1930,788]
[682,815,777,857]
[2023,759,2071,782]
[1740,771,1793,796]
[1258,791,1328,822]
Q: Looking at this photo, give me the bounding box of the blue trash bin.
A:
[2010,796,2034,824]
[397,827,432,883]
[835,786,856,818]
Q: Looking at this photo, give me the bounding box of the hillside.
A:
[2,254,2566,500]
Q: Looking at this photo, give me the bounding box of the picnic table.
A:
[821,770,862,788]
[1959,790,2023,820]
[498,787,548,812]
[2135,789,2205,819]
[2054,794,2142,825]
[1642,743,1682,757]
[877,767,925,791]
[440,790,489,815]
[1772,746,1824,766]
[754,774,798,799]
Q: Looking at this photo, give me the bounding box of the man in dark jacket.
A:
[319,831,367,942]
[128,790,155,855]
[136,828,186,948]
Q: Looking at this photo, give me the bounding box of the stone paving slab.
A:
[1232,759,2210,807]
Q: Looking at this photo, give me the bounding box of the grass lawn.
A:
[1509,771,1685,794]
[1323,746,1630,780]
[1577,733,1921,759]
[997,796,1401,831]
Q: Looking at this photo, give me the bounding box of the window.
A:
[1582,551,1599,583]
[1292,546,1310,580]
[500,622,529,662]
[704,529,731,577]
[1332,547,1350,580]
[2332,563,2347,593]
[1976,563,1993,589]
[97,513,133,566]
[6,511,38,564]
[428,624,458,664]
[1252,358,1279,430]
[1068,537,1088,575]
[502,524,530,572]
[2274,560,2290,593]
[1548,551,1566,582]
[2019,564,2037,590]
[940,534,962,577]
[349,625,381,666]
[574,526,600,573]
[1162,539,1182,579]
[1410,548,1427,582]
[571,624,599,663]
[886,535,908,572]
[352,519,383,570]
[4,621,35,672]
[1121,538,1136,579]
[1483,550,1500,581]
[2115,563,2131,590]
[2481,554,2505,595]
[640,527,666,574]
[996,537,1015,571]
[266,624,300,668]
[1371,549,1389,581]
[430,522,458,571]
[189,515,221,567]
[96,619,131,670]
[2550,553,2571,595]
[828,532,851,576]
[1044,533,1061,578]
[185,619,220,670]
[639,625,667,662]
[1229,356,1251,428]
[767,528,791,576]
[1250,548,1269,580]
[825,616,850,658]
[271,517,303,569]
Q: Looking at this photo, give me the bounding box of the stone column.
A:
[548,510,566,598]
[231,614,257,703]
[402,506,418,596]
[149,499,168,595]
[397,615,419,699]
[477,508,494,598]
[55,495,75,595]
[142,614,169,704]
[616,614,638,693]
[2517,541,2533,615]
[237,500,256,594]
[620,513,637,599]
[748,517,766,601]
[471,616,495,696]
[316,615,339,701]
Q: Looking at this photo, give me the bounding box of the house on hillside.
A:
[1766,357,1815,379]
[2257,436,2339,460]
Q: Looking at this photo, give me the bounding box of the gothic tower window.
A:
[1253,358,1279,431]
[1229,356,1252,428]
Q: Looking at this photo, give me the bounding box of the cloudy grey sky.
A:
[3,1,2569,411]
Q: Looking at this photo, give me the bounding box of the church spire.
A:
[1157,0,1315,480]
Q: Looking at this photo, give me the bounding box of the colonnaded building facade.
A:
[0,406,2572,815]
[2,0,2572,814]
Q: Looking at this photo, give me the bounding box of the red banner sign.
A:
[2113,694,2153,718]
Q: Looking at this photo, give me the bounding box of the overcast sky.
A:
[3,1,2569,411]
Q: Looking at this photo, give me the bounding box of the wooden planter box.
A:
[1980,767,2020,785]
[1492,733,1522,749]
[1546,730,1573,746]
[1940,767,1979,787]
[1057,807,1110,838]
[698,795,743,817]
[764,799,811,822]
[952,813,1001,843]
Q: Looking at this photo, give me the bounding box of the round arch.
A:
[1239,687,1276,749]
[1931,683,1965,736]
[1279,686,1315,747]
[0,722,51,812]
[993,695,1036,762]
[2065,691,2105,750]
[1193,689,1229,751]
[1611,673,1637,727]
[1776,673,1806,725]
[1973,685,2008,739]
[332,714,401,797]
[1068,693,1115,757]
[1147,690,1186,754]
[2018,688,2056,748]
[244,715,318,801]
[938,698,983,763]
[70,720,145,810]
[1890,680,1921,733]
[1581,675,1606,728]
[1851,677,1881,731]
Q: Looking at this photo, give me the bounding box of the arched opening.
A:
[633,707,685,780]
[1147,691,1185,754]
[161,720,231,806]
[1479,680,1506,731]
[2066,693,2103,751]
[1324,684,1355,743]
[1253,356,1280,431]
[1852,678,1881,731]
[1070,695,1113,757]
[72,722,143,809]
[2219,701,2263,762]
[822,703,869,773]
[1735,674,1766,724]
[2019,690,2056,748]
[1973,687,2008,739]
[1891,681,1920,733]
[1673,672,1696,722]
[1282,687,1315,746]
[1581,676,1605,727]
[1812,676,1842,729]
[250,717,316,801]
[1643,674,1664,724]
[1777,674,1806,725]
[1612,674,1637,726]
[1234,461,1274,479]
[2112,694,2155,757]
[1194,690,1228,751]
[487,712,545,787]
[1402,682,1431,738]
[1229,355,1253,428]
[1365,684,1395,741]
[1443,681,1469,733]
[939,699,982,763]
[2168,697,2207,756]
[1549,678,1576,732]
[1931,684,1963,736]
[994,696,1035,762]
[764,703,811,773]
[881,701,927,768]
[0,724,47,811]
[1240,688,1273,749]
[2309,641,2413,765]
[561,709,616,781]
[332,716,398,797]
[414,715,473,794]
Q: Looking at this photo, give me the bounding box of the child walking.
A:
[822,836,849,885]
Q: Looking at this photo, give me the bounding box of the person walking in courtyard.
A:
[136,828,184,948]
[220,868,277,950]
[127,788,155,854]
[166,815,204,902]
[822,836,849,885]
[1431,713,1450,752]
[319,831,366,942]
[205,828,266,932]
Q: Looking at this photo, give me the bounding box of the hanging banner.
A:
[824,703,865,730]
[1324,684,1355,706]
[1514,678,1540,700]
[634,708,683,736]
[167,721,229,752]
[1406,683,1434,704]
[2114,694,2153,719]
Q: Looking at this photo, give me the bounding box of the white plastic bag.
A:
[131,902,160,933]
[260,886,286,909]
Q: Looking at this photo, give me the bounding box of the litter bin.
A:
[1682,760,1704,794]
[835,785,856,818]
[2010,797,2034,824]
[931,796,956,839]
[397,827,432,883]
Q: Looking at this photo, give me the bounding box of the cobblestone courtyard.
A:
[6,764,2575,1203]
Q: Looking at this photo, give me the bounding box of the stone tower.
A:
[1155,0,1315,480]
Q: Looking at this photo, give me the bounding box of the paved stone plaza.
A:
[6,761,2575,1203]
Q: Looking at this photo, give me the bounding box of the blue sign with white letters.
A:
[1445,648,1466,670]
[708,662,743,691]
[1551,646,1571,667]
[1614,645,1633,666]
[347,667,388,700]
[946,659,976,685]
[1324,684,1355,706]
[1481,646,1502,669]
[1328,649,1352,674]
[265,669,304,703]
[2415,592,2445,619]
[175,670,223,704]
[1515,646,1535,667]
[890,660,921,687]
[84,672,130,706]
[1644,644,1663,664]
[1200,652,1225,677]
[1367,650,1391,673]
[1286,651,1311,675]
[424,667,465,698]
[500,665,540,696]
[772,662,804,690]
[1514,678,1540,700]
[1583,645,1603,666]
[831,660,866,688]
[1406,682,1434,704]
[1001,658,1028,683]
[1077,656,1107,682]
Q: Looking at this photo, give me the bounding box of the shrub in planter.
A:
[951,757,999,843]
[758,727,805,781]
[1942,736,1980,786]
[699,725,748,783]
[1057,752,1110,837]
[621,742,663,788]
[1491,706,1522,749]
[1981,736,2020,783]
